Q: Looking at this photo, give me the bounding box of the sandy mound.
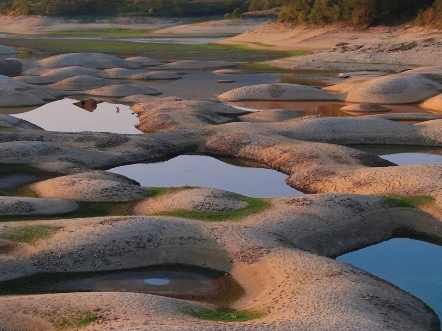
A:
[420,94,442,112]
[340,103,391,113]
[20,67,51,76]
[133,97,248,133]
[0,141,122,170]
[0,59,22,76]
[0,114,43,130]
[342,69,442,104]
[14,66,103,83]
[270,116,422,145]
[99,68,181,80]
[135,187,248,215]
[205,130,394,188]
[239,109,302,122]
[83,84,161,97]
[213,69,242,74]
[130,71,182,80]
[218,83,343,102]
[0,45,17,54]
[36,53,127,69]
[0,90,45,107]
[337,71,389,78]
[155,60,240,70]
[1,192,440,331]
[118,94,154,103]
[13,75,60,85]
[290,164,442,196]
[50,75,117,91]
[30,171,146,202]
[368,112,442,121]
[124,56,164,68]
[0,75,65,106]
[0,197,78,216]
[322,76,374,93]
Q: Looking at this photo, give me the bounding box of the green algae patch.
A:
[182,307,264,322]
[153,196,271,222]
[0,38,298,62]
[0,225,61,244]
[50,311,98,331]
[382,195,435,208]
[46,29,151,38]
[0,125,17,132]
[144,187,171,198]
[0,201,137,222]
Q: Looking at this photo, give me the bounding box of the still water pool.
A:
[338,238,442,319]
[381,153,442,165]
[13,98,140,134]
[109,154,301,198]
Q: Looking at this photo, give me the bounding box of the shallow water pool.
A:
[13,98,140,134]
[109,154,301,198]
[381,153,442,165]
[0,265,243,305]
[338,238,442,319]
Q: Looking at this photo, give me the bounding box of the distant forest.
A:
[279,0,442,27]
[0,0,441,27]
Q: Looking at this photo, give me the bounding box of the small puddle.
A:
[350,146,442,165]
[0,265,244,306]
[108,155,302,198]
[144,278,170,285]
[381,153,442,165]
[338,238,442,319]
[12,98,140,134]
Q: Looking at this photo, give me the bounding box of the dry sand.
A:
[0,15,270,36]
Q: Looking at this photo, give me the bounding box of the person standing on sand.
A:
[116,107,120,113]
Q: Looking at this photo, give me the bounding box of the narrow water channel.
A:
[109,154,301,198]
[338,238,442,319]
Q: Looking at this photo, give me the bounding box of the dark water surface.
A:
[109,155,301,198]
[338,238,442,319]
[0,265,243,305]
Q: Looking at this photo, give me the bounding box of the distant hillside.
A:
[278,0,442,27]
[0,0,251,16]
[0,0,440,28]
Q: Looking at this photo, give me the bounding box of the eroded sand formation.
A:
[1,49,442,331]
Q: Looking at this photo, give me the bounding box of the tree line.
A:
[0,0,441,28]
[0,0,250,16]
[277,0,442,26]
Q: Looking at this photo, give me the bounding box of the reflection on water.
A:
[13,98,140,134]
[73,98,98,112]
[381,153,442,165]
[229,101,431,118]
[109,155,301,198]
[338,238,442,319]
